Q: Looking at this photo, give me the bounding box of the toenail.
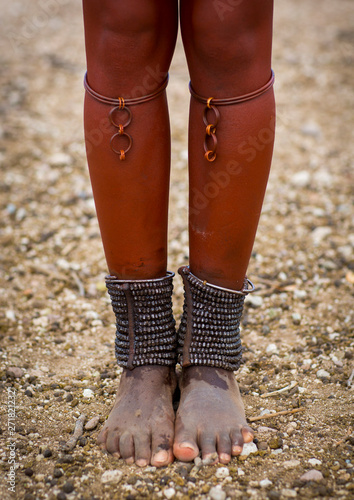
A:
[136,459,148,467]
[125,457,134,465]
[112,452,120,459]
[232,445,242,455]
[219,453,231,462]
[153,450,168,463]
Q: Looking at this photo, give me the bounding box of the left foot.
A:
[173,366,254,464]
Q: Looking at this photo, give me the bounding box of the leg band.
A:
[84,72,169,161]
[177,266,255,371]
[106,272,176,370]
[189,70,275,162]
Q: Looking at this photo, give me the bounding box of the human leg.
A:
[82,0,178,466]
[174,0,275,463]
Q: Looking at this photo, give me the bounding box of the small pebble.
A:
[281,488,297,498]
[292,313,301,325]
[266,343,279,355]
[43,449,52,458]
[300,469,324,482]
[62,482,74,493]
[57,492,66,500]
[240,442,258,456]
[24,389,33,397]
[6,366,24,378]
[291,170,310,187]
[209,485,226,500]
[164,488,176,499]
[85,415,100,430]
[260,479,272,488]
[24,468,34,477]
[246,295,263,308]
[215,467,229,479]
[83,388,94,398]
[78,436,87,447]
[308,458,322,466]
[316,369,330,380]
[101,470,123,484]
[53,468,64,478]
[258,441,268,451]
[283,460,300,469]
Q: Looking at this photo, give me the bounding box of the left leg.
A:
[174,0,275,464]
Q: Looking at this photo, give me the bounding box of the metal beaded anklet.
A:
[177,266,255,371]
[105,272,176,370]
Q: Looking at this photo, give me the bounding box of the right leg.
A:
[82,0,178,467]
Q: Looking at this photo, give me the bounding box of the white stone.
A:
[101,470,123,484]
[283,460,301,469]
[6,310,16,321]
[237,468,245,476]
[215,467,229,479]
[49,152,72,166]
[311,226,332,245]
[246,295,263,308]
[308,458,322,466]
[260,479,272,488]
[291,170,310,187]
[83,389,94,398]
[209,485,226,500]
[240,442,258,456]
[300,469,323,482]
[281,488,297,498]
[316,369,330,380]
[266,343,279,355]
[164,488,176,499]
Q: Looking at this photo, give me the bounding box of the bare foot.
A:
[173,366,254,464]
[98,365,176,467]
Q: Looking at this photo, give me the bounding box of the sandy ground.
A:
[0,1,353,499]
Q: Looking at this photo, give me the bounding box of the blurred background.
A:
[0,1,353,499]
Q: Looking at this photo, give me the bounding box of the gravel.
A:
[0,0,353,499]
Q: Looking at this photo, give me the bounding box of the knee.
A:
[182,1,273,89]
[84,0,177,74]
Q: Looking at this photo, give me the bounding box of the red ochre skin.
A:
[82,0,275,465]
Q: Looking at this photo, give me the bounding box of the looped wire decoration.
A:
[84,72,169,161]
[189,70,275,162]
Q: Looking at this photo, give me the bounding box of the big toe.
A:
[173,433,199,462]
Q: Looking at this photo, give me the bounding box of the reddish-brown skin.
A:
[83,0,178,280]
[82,0,275,466]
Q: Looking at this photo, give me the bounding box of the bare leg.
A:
[174,0,275,463]
[82,0,178,466]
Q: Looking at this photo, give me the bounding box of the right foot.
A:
[97,365,176,467]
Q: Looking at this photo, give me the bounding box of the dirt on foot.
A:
[0,1,353,499]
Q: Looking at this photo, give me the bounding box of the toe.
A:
[134,433,151,467]
[230,427,243,456]
[217,432,232,464]
[105,429,120,457]
[242,425,254,443]
[199,432,217,462]
[97,427,108,451]
[173,432,199,462]
[152,428,174,467]
[119,432,134,463]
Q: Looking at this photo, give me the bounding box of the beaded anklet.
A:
[177,266,254,371]
[106,272,176,370]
